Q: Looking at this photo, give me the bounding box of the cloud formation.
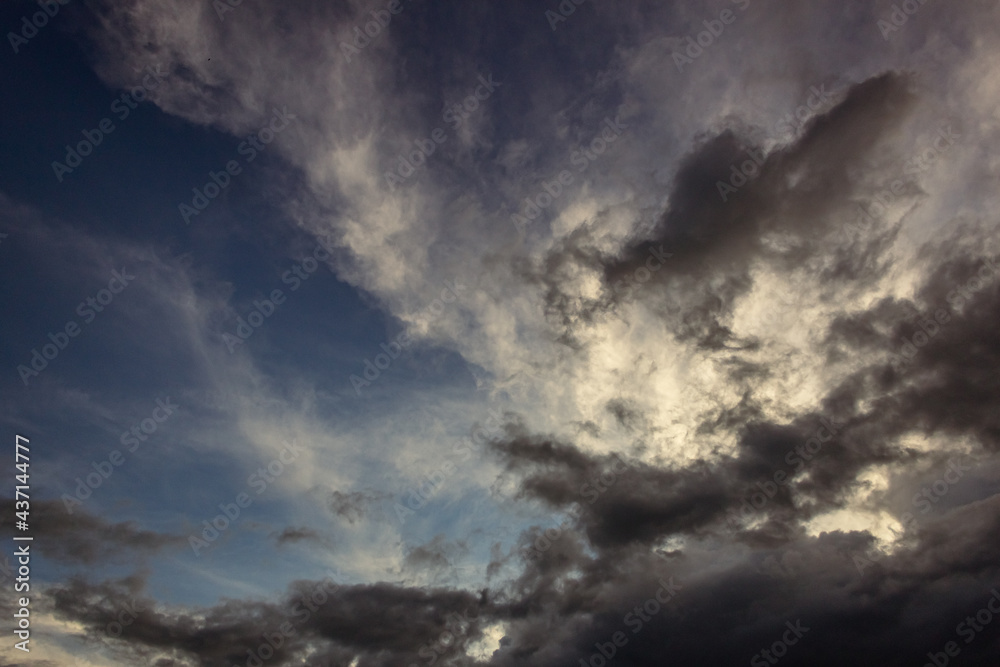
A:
[3,0,1000,665]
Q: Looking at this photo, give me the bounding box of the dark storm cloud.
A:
[490,422,743,548]
[613,375,973,548]
[49,574,302,666]
[488,409,904,551]
[482,495,1000,667]
[0,499,184,565]
[532,71,917,349]
[879,256,1000,448]
[479,519,1000,667]
[711,230,1000,539]
[820,238,1000,453]
[49,573,491,667]
[41,504,1000,667]
[479,218,1000,664]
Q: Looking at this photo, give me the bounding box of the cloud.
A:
[530,72,917,351]
[327,489,391,525]
[48,573,491,666]
[9,0,1000,664]
[272,526,325,547]
[0,500,183,565]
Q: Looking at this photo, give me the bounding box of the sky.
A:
[1,0,1000,665]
